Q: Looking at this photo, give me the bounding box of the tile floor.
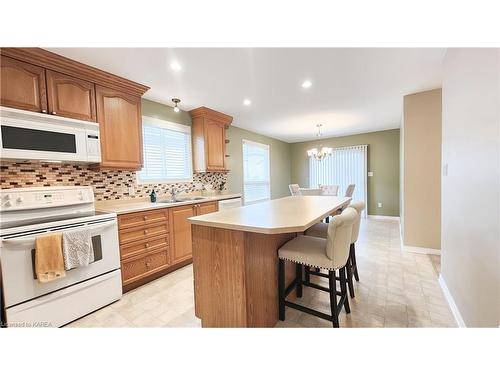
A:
[66,218,456,328]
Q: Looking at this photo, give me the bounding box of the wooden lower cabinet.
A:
[196,201,219,215]
[169,205,197,264]
[118,202,219,291]
[121,247,170,286]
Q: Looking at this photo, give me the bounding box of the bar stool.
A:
[305,201,365,298]
[277,207,358,327]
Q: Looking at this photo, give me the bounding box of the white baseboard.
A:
[402,245,441,255]
[367,215,400,221]
[438,274,466,328]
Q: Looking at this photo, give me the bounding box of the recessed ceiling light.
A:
[301,80,312,89]
[170,61,182,71]
[243,99,252,106]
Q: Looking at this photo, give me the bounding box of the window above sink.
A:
[137,116,193,184]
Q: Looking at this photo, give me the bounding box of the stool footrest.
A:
[285,301,333,322]
[302,280,342,297]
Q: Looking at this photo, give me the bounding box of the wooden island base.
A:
[192,224,297,327]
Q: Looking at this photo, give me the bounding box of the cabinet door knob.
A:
[51,111,57,115]
[143,216,148,220]
[144,230,148,235]
[146,262,151,269]
[41,109,47,113]
[145,243,150,248]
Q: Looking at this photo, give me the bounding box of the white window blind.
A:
[137,116,193,184]
[242,139,271,203]
[309,145,367,214]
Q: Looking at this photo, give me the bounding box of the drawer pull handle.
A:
[145,243,150,248]
[146,262,151,269]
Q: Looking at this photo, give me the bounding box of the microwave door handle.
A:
[2,220,116,245]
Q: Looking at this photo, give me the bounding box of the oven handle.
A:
[1,220,116,245]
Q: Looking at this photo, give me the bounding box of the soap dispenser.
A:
[149,189,157,203]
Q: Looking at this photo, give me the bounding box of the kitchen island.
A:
[187,195,351,327]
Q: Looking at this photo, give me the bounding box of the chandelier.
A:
[307,124,332,161]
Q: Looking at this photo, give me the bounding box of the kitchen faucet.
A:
[169,187,186,202]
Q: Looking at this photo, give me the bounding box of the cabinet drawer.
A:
[118,209,168,230]
[121,248,169,286]
[120,235,169,260]
[119,223,169,245]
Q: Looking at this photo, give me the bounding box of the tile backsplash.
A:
[0,161,228,201]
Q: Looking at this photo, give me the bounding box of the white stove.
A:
[0,186,122,328]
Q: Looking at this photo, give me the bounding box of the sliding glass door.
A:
[309,145,367,215]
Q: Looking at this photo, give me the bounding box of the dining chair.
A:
[298,188,323,196]
[319,184,339,196]
[345,184,355,197]
[289,184,300,196]
[277,207,358,327]
[305,201,365,298]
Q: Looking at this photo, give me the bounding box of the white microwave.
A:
[0,106,101,163]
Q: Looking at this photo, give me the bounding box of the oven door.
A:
[0,119,88,162]
[0,218,120,308]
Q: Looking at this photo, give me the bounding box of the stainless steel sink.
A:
[157,196,207,203]
[175,196,207,202]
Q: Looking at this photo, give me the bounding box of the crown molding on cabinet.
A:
[1,48,150,97]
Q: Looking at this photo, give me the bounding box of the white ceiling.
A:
[47,48,446,143]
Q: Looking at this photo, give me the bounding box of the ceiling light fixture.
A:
[243,99,252,106]
[170,61,182,71]
[301,80,312,89]
[307,124,332,161]
[172,98,181,113]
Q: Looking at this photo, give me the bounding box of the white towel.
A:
[62,229,94,270]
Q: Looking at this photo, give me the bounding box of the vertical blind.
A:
[309,145,367,212]
[137,116,193,183]
[242,139,271,203]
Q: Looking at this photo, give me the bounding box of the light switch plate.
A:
[368,171,374,177]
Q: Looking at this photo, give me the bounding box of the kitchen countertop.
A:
[187,195,350,234]
[95,193,242,214]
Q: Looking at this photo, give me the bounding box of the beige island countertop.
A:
[187,195,350,234]
[95,193,242,214]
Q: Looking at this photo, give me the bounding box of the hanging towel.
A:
[35,233,66,283]
[62,229,94,270]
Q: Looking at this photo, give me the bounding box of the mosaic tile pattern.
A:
[0,161,227,201]
[66,218,456,328]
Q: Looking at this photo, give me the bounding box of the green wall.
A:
[226,125,292,199]
[141,99,399,215]
[141,99,291,199]
[290,129,400,216]
[141,98,192,125]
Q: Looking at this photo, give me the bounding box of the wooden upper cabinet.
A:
[205,120,226,170]
[0,56,47,113]
[190,107,233,172]
[46,70,96,121]
[95,85,143,170]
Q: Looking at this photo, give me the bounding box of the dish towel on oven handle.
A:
[62,229,95,270]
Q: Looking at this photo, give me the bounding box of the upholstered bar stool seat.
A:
[305,201,365,299]
[278,207,358,328]
[279,235,337,270]
[304,222,328,238]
